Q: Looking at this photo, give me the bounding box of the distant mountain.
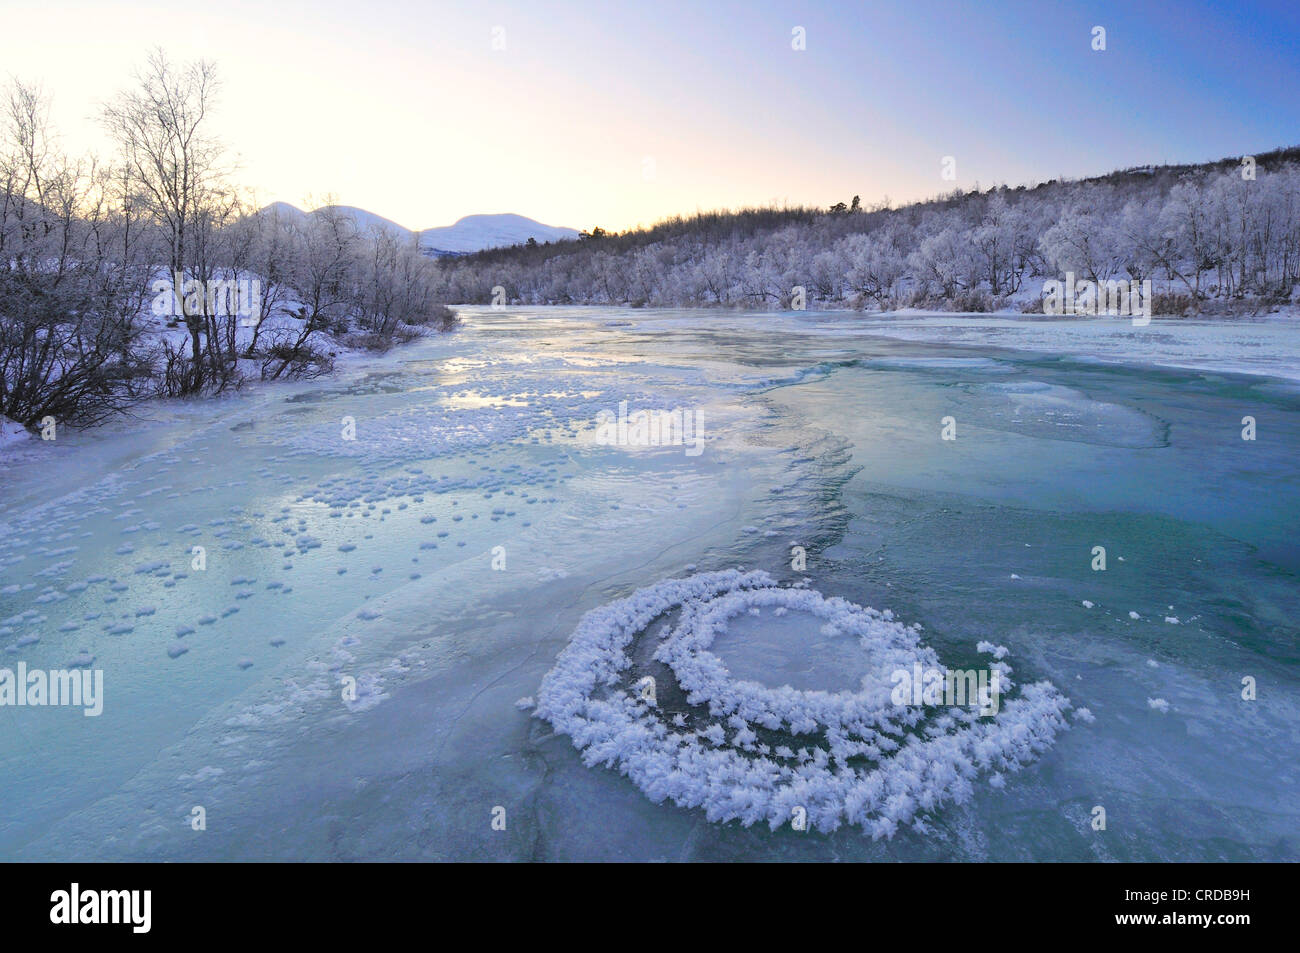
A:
[259,202,414,238]
[259,201,310,225]
[419,214,578,254]
[257,204,577,253]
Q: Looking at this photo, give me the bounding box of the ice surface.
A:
[960,381,1167,448]
[852,312,1300,383]
[710,607,878,691]
[2,307,1297,861]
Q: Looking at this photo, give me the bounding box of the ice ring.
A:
[535,570,1071,836]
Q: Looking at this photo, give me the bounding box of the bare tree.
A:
[101,50,224,392]
[0,81,152,427]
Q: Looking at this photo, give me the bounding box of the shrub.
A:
[1151,293,1195,316]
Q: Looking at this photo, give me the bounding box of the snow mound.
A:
[535,570,1071,837]
[1,415,30,446]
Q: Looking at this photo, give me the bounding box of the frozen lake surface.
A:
[1,308,1297,860]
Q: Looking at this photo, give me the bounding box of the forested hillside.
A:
[435,147,1300,314]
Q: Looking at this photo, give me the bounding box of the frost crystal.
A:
[535,571,1071,836]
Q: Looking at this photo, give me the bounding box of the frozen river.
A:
[2,307,1297,860]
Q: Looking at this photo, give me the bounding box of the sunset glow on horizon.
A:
[5,0,1300,233]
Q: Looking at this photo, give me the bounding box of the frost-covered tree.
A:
[0,81,154,427]
[101,50,225,392]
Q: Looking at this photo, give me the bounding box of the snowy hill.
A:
[257,204,576,252]
[435,144,1300,313]
[419,214,578,254]
[259,202,414,238]
[258,201,310,225]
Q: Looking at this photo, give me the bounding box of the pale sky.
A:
[5,0,1299,233]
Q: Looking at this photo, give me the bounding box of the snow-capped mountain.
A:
[258,203,577,253]
[258,202,415,238]
[418,214,578,254]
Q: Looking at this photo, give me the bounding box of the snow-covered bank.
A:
[0,415,29,447]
